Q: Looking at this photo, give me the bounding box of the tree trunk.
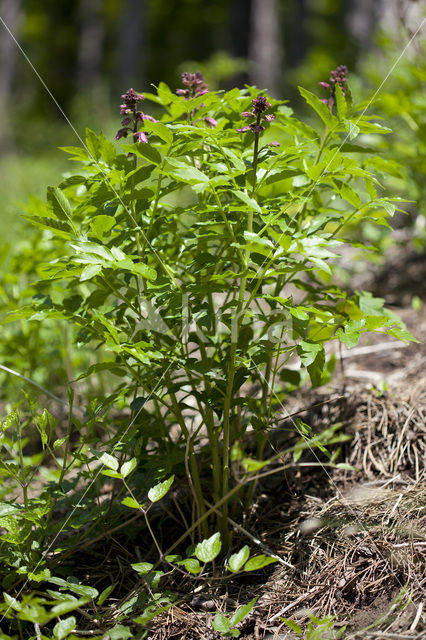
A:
[0,0,24,154]
[76,0,104,94]
[249,0,283,96]
[115,0,146,95]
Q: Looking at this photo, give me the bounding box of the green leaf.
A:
[298,86,336,128]
[228,545,250,572]
[243,555,277,571]
[121,458,137,478]
[166,157,209,184]
[121,497,144,509]
[47,186,74,225]
[230,598,258,627]
[108,625,133,640]
[143,121,173,145]
[234,190,262,213]
[85,128,101,160]
[99,132,116,165]
[176,558,202,574]
[80,264,102,281]
[212,613,231,633]
[297,341,322,367]
[53,616,76,640]
[280,617,303,634]
[335,83,347,120]
[340,183,362,209]
[96,583,117,606]
[148,476,174,502]
[195,532,222,563]
[90,215,116,240]
[99,452,119,471]
[136,143,162,165]
[131,562,153,574]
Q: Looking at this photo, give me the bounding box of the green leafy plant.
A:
[5,69,416,562]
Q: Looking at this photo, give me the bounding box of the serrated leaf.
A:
[99,452,119,471]
[53,616,76,639]
[299,86,336,128]
[243,554,277,571]
[136,144,162,165]
[195,532,222,563]
[335,83,348,120]
[121,458,137,478]
[47,187,74,225]
[148,476,174,502]
[228,545,250,572]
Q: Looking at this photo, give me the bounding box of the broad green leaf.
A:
[143,120,173,145]
[131,562,153,574]
[228,545,250,572]
[298,86,337,128]
[136,143,162,165]
[244,555,277,571]
[108,625,133,640]
[99,452,119,471]
[297,341,323,367]
[80,264,102,281]
[176,558,202,574]
[230,598,258,626]
[90,215,116,239]
[195,532,222,563]
[166,157,209,183]
[121,497,144,509]
[53,616,76,640]
[212,613,231,633]
[234,190,262,213]
[121,458,137,478]
[99,132,116,165]
[148,475,174,502]
[340,183,362,209]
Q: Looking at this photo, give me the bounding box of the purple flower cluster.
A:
[319,65,348,108]
[175,71,217,128]
[176,71,209,99]
[115,87,157,143]
[237,95,275,134]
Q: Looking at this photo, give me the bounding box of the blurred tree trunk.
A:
[0,0,24,154]
[249,0,283,96]
[346,0,381,49]
[228,0,252,87]
[115,0,146,94]
[77,0,104,95]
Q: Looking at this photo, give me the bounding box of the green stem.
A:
[167,375,208,538]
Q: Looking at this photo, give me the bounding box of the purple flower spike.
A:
[319,65,348,109]
[237,94,274,135]
[134,131,148,143]
[115,128,128,140]
[268,141,280,147]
